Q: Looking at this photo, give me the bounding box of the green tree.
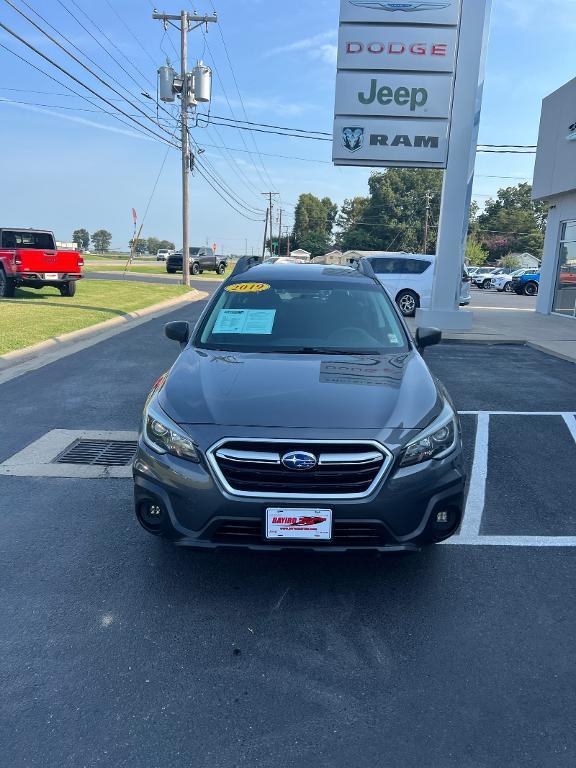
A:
[337,168,444,253]
[292,193,338,256]
[500,253,522,270]
[129,238,147,255]
[158,240,175,251]
[73,228,90,251]
[91,229,112,253]
[146,237,161,255]
[477,183,547,261]
[465,236,488,267]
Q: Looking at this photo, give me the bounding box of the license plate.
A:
[44,273,59,280]
[266,509,332,541]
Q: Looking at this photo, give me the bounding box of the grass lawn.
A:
[85,263,234,280]
[0,280,190,355]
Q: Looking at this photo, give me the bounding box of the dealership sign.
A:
[337,25,458,72]
[335,117,449,165]
[339,0,461,26]
[333,0,463,168]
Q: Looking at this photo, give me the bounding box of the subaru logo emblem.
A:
[281,451,318,471]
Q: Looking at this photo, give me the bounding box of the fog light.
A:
[138,499,167,531]
[436,511,449,524]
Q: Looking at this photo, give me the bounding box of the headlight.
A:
[143,398,200,463]
[400,401,458,467]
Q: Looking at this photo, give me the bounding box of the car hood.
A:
[158,348,441,430]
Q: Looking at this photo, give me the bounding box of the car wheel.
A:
[524,281,539,296]
[59,281,76,297]
[396,290,419,318]
[504,283,512,293]
[217,262,226,275]
[482,279,492,290]
[166,268,176,274]
[191,262,200,276]
[0,269,16,298]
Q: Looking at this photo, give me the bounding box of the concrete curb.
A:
[0,289,209,385]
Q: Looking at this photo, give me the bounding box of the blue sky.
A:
[0,0,575,253]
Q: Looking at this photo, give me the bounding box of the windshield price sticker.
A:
[213,309,276,335]
[225,282,270,293]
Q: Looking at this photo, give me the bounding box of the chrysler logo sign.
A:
[567,122,576,142]
[350,1,451,11]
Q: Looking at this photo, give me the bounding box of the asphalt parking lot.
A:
[1,297,575,767]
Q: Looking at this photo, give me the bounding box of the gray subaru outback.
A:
[133,259,465,552]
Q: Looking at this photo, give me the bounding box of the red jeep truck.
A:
[0,228,83,298]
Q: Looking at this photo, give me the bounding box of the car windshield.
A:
[195,278,409,354]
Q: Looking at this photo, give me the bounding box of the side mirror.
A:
[415,327,442,353]
[165,321,190,348]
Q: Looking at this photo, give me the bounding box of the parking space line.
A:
[446,536,576,547]
[458,412,489,539]
[562,414,576,445]
[460,411,576,416]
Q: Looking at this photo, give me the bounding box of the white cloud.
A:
[266,30,337,62]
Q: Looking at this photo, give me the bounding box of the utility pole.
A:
[262,192,279,256]
[278,209,283,257]
[153,9,217,287]
[262,208,269,259]
[286,226,291,258]
[424,190,431,255]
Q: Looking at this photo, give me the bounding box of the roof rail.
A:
[227,254,263,281]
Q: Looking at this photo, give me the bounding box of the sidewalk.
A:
[413,309,576,363]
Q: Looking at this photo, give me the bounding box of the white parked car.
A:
[491,269,529,292]
[360,253,471,317]
[156,249,172,261]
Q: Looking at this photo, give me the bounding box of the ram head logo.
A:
[342,127,365,153]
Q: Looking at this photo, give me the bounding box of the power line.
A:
[0,23,178,147]
[5,0,159,120]
[1,1,171,137]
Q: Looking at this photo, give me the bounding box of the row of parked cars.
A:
[469,266,541,296]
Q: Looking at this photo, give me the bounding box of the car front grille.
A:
[207,439,392,499]
[210,519,388,546]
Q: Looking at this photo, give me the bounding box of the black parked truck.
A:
[166,247,227,276]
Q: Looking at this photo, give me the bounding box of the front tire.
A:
[482,279,492,290]
[0,269,16,298]
[396,290,419,318]
[166,268,176,274]
[59,281,76,297]
[524,281,539,297]
[191,262,200,276]
[217,262,226,275]
[504,283,512,293]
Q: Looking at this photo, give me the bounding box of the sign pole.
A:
[417,0,493,331]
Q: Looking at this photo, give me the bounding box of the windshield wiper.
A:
[270,347,384,356]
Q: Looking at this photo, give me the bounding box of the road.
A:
[85,271,539,311]
[1,296,575,767]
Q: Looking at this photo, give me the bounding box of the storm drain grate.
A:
[54,439,138,467]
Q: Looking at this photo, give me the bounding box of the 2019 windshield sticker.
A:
[225,282,271,293]
[213,309,277,335]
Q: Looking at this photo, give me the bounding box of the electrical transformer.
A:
[158,65,176,103]
[192,61,212,103]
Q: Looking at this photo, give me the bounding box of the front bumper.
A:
[133,438,466,552]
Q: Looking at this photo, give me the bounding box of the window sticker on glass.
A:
[213,309,276,335]
[388,334,401,345]
[225,282,270,293]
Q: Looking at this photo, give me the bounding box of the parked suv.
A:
[0,228,83,298]
[167,247,227,276]
[133,258,466,552]
[511,270,540,296]
[358,253,471,317]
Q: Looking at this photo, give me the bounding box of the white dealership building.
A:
[533,77,576,318]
